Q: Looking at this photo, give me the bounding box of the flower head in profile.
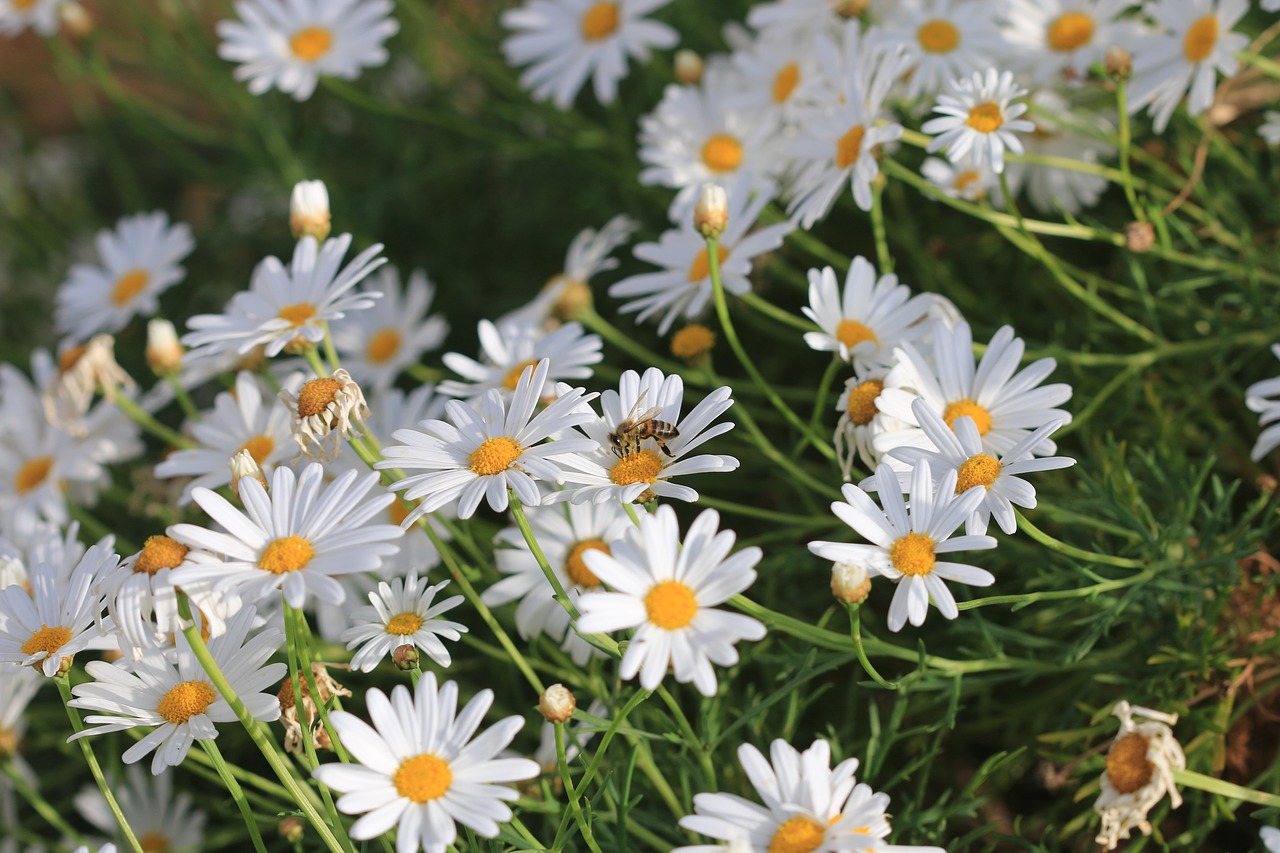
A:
[923,68,1035,174]
[341,573,467,673]
[1094,700,1186,850]
[440,318,602,401]
[1001,0,1136,85]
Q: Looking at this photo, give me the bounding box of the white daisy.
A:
[439,318,602,400]
[575,506,765,697]
[74,765,206,853]
[278,368,370,460]
[1127,0,1248,134]
[726,28,820,124]
[0,665,41,779]
[921,155,998,201]
[54,211,195,344]
[501,0,678,110]
[168,462,405,609]
[182,233,385,360]
[331,266,448,393]
[873,0,1011,101]
[923,68,1035,174]
[0,0,65,35]
[746,0,860,40]
[217,0,400,101]
[1261,111,1280,147]
[68,606,285,775]
[1246,344,1280,461]
[1003,88,1115,215]
[1001,0,1136,85]
[312,674,541,853]
[1094,700,1186,850]
[376,359,598,524]
[809,460,997,632]
[833,372,907,480]
[341,572,467,672]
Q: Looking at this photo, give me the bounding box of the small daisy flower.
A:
[279,368,370,460]
[0,0,67,36]
[54,211,195,344]
[1001,0,1136,85]
[68,607,285,775]
[103,534,205,658]
[726,28,820,124]
[833,372,907,479]
[1246,344,1280,460]
[312,674,541,853]
[341,573,467,673]
[1002,88,1114,215]
[575,505,766,697]
[874,0,1011,101]
[1261,111,1280,146]
[923,68,1035,174]
[921,155,998,202]
[439,318,602,401]
[676,738,945,853]
[376,359,598,524]
[809,460,997,632]
[1094,700,1186,850]
[501,0,678,110]
[217,0,399,101]
[331,267,448,392]
[74,766,206,853]
[168,462,405,609]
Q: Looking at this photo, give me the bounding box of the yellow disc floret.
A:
[1105,732,1154,794]
[942,399,993,435]
[610,449,664,486]
[580,2,619,41]
[916,19,960,54]
[134,535,190,575]
[277,302,318,327]
[834,125,866,170]
[14,456,53,494]
[955,453,1000,492]
[111,269,150,306]
[290,26,334,61]
[366,328,401,364]
[772,63,800,104]
[296,377,342,418]
[238,434,275,465]
[20,624,71,657]
[1183,15,1218,63]
[671,324,716,362]
[565,539,609,588]
[644,580,698,630]
[259,535,315,575]
[966,103,1004,133]
[468,436,523,476]
[845,380,884,427]
[889,531,936,577]
[1047,12,1094,52]
[835,319,878,351]
[156,680,217,724]
[386,612,425,636]
[394,754,453,803]
[768,815,827,853]
[502,359,540,391]
[701,134,744,173]
[688,245,731,282]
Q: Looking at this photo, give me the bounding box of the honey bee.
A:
[608,393,680,458]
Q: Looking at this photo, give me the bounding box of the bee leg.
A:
[658,442,675,457]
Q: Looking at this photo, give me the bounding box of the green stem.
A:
[1014,511,1146,569]
[303,345,331,379]
[407,363,445,383]
[321,323,342,373]
[846,604,898,690]
[1172,768,1280,807]
[165,373,200,419]
[113,393,195,449]
[739,291,814,333]
[576,688,651,793]
[1114,79,1145,222]
[870,179,892,273]
[287,606,354,764]
[4,763,85,844]
[202,739,269,853]
[656,685,716,786]
[555,723,604,853]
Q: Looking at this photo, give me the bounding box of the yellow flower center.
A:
[290,26,334,62]
[889,531,936,577]
[954,170,981,191]
[610,449,664,486]
[366,328,401,364]
[772,62,800,103]
[0,725,17,760]
[468,436,523,476]
[502,358,541,391]
[1046,11,1094,52]
[835,319,878,351]
[14,456,53,494]
[955,453,1001,492]
[258,535,315,575]
[156,680,217,724]
[687,245,730,282]
[580,2,619,41]
[1183,14,1218,63]
[386,612,425,636]
[966,102,1004,134]
[768,816,826,853]
[12,0,36,8]
[917,18,960,53]
[1105,732,1154,794]
[389,501,411,526]
[942,399,993,435]
[644,580,698,630]
[139,832,171,853]
[238,434,275,465]
[394,753,453,803]
[565,538,609,588]
[20,624,71,657]
[834,124,866,170]
[277,302,318,328]
[701,133,744,173]
[297,377,342,418]
[58,343,88,373]
[671,324,716,361]
[846,379,884,427]
[111,269,150,306]
[134,535,190,575]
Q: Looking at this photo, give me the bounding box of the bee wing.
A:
[632,406,666,423]
[624,389,651,422]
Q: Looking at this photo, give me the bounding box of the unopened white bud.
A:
[674,49,704,85]
[694,182,728,239]
[290,180,331,242]
[539,683,576,724]
[146,319,184,376]
[229,449,268,499]
[831,561,871,604]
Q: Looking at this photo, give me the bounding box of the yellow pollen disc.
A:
[20,624,72,657]
[835,319,878,351]
[134,535,190,575]
[580,1,619,41]
[846,379,884,427]
[468,436,523,476]
[671,324,716,361]
[138,831,170,853]
[290,26,334,61]
[916,18,960,53]
[1183,14,1218,63]
[772,62,800,103]
[1046,11,1094,52]
[768,815,827,853]
[688,245,730,282]
[644,580,698,630]
[610,449,664,486]
[954,170,980,191]
[502,358,540,391]
[111,269,150,306]
[58,344,88,373]
[889,531,936,577]
[277,302,318,328]
[834,124,866,170]
[14,456,53,494]
[366,328,401,364]
[701,133,744,173]
[386,612,425,636]
[942,399,993,435]
[955,453,1000,492]
[12,0,36,8]
[389,501,411,526]
[394,753,453,803]
[258,535,315,575]
[297,377,342,418]
[966,102,1004,133]
[1105,732,1154,794]
[565,538,609,588]
[156,680,217,724]
[0,725,16,760]
[238,434,275,465]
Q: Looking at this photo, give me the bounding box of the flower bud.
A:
[830,561,871,605]
[539,683,576,724]
[1104,46,1132,82]
[290,180,331,242]
[59,1,92,37]
[393,644,420,671]
[229,449,268,499]
[674,49,703,85]
[146,319,185,376]
[279,817,305,844]
[694,183,728,239]
[1124,221,1154,254]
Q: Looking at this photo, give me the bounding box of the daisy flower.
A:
[1094,700,1186,850]
[331,267,449,392]
[312,674,541,853]
[103,534,217,659]
[746,0,860,40]
[923,68,1034,174]
[501,0,678,110]
[575,505,765,697]
[68,607,285,775]
[1001,0,1136,85]
[154,371,296,504]
[1246,344,1280,460]
[182,233,385,360]
[833,372,907,479]
[1127,0,1248,134]
[341,572,468,672]
[439,318,602,400]
[873,0,1011,101]
[278,368,370,460]
[1001,88,1114,215]
[376,359,598,524]
[921,155,998,202]
[726,28,820,123]
[609,174,793,334]
[809,460,997,632]
[54,211,195,344]
[217,0,400,101]
[0,0,66,35]
[168,462,405,609]
[74,766,206,853]
[801,256,935,372]
[676,738,945,853]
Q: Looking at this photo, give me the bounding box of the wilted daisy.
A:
[168,462,404,609]
[217,0,399,101]
[439,318,602,400]
[1001,0,1135,85]
[923,68,1034,174]
[54,211,195,344]
[313,674,541,853]
[74,766,206,853]
[809,460,997,632]
[278,368,370,460]
[501,0,678,110]
[341,573,467,672]
[575,506,765,696]
[68,607,285,775]
[1246,344,1280,460]
[0,0,66,35]
[676,738,945,853]
[1001,88,1114,215]
[874,0,1010,101]
[331,267,448,392]
[921,155,998,202]
[1094,700,1186,850]
[42,335,135,430]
